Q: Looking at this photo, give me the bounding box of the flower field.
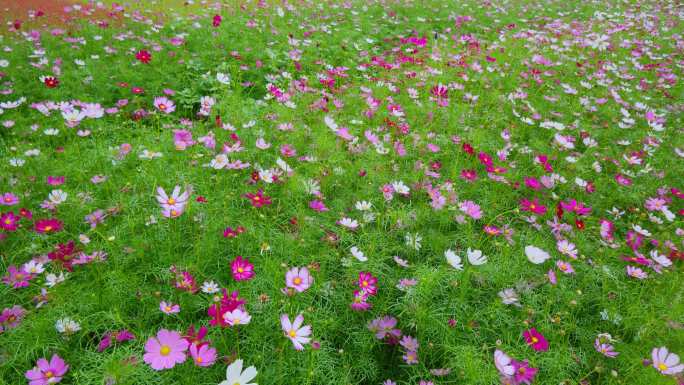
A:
[0,1,683,384]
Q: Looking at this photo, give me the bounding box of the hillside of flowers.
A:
[0,0,683,384]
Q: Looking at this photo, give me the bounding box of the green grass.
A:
[0,0,683,384]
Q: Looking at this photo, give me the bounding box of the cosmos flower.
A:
[281,313,312,350]
[231,256,255,281]
[153,97,175,114]
[218,359,258,385]
[189,343,217,367]
[143,329,189,370]
[652,346,684,375]
[523,328,549,352]
[285,267,313,292]
[25,354,69,385]
[525,245,551,264]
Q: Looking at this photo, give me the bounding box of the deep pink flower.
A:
[25,354,69,385]
[244,189,271,208]
[351,290,372,311]
[135,49,151,64]
[520,198,547,215]
[1,211,19,231]
[34,218,63,234]
[143,329,188,370]
[212,14,222,27]
[523,328,549,351]
[358,271,378,295]
[231,256,255,281]
[207,290,246,327]
[46,176,65,186]
[512,360,538,384]
[309,200,328,212]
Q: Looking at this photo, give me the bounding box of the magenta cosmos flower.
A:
[512,359,538,384]
[285,267,313,292]
[231,256,255,281]
[143,329,189,370]
[1,192,19,206]
[523,328,549,352]
[281,313,312,350]
[25,354,69,385]
[358,271,378,295]
[34,219,63,234]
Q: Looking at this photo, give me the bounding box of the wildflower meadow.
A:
[1,0,683,384]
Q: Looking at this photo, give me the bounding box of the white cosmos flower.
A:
[55,317,81,334]
[525,245,551,264]
[216,72,231,85]
[48,189,68,205]
[444,249,463,270]
[466,248,487,266]
[350,246,367,262]
[219,359,258,385]
[355,201,372,211]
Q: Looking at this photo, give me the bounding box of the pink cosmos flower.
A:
[160,301,180,315]
[0,305,26,332]
[652,346,684,375]
[523,328,549,351]
[285,267,313,292]
[98,330,135,352]
[231,256,255,281]
[173,129,195,150]
[223,309,252,326]
[351,290,372,311]
[368,316,401,341]
[143,329,189,370]
[0,192,19,206]
[189,343,217,367]
[626,265,648,279]
[595,339,619,358]
[281,313,312,350]
[25,354,69,385]
[153,97,175,114]
[207,290,245,327]
[459,200,482,219]
[2,265,32,288]
[309,200,328,212]
[556,260,575,275]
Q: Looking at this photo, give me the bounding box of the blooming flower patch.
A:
[0,0,682,384]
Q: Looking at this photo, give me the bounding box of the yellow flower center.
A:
[159,104,166,110]
[293,277,302,285]
[362,280,368,287]
[658,363,668,371]
[170,210,178,216]
[237,267,244,273]
[196,357,203,363]
[15,273,24,280]
[165,306,172,312]
[288,330,296,338]
[44,371,53,378]
[234,318,240,324]
[4,218,10,224]
[518,367,526,374]
[160,345,171,356]
[44,226,53,231]
[167,198,176,205]
[531,337,538,343]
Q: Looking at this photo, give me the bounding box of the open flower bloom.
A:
[523,328,549,351]
[223,309,252,326]
[281,313,311,350]
[143,329,189,370]
[285,267,313,292]
[218,359,258,385]
[231,256,255,281]
[189,343,217,367]
[494,349,515,377]
[652,346,684,375]
[525,245,551,264]
[25,354,69,385]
